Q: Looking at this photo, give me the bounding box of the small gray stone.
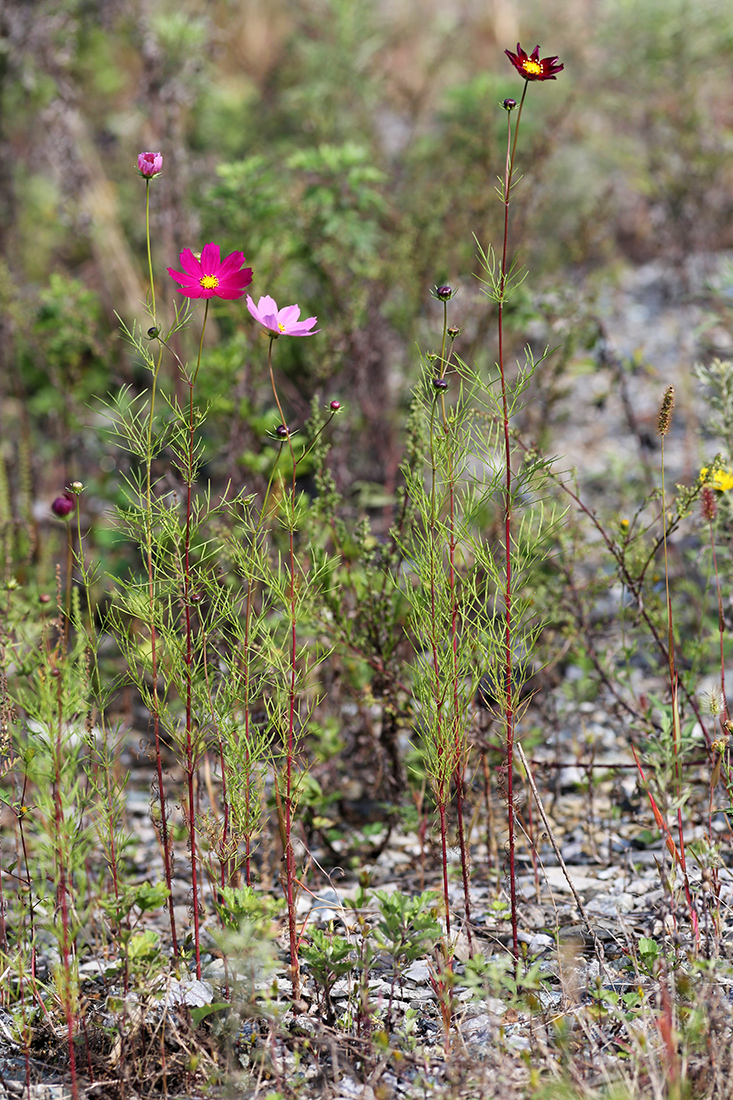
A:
[461,1013,495,1043]
[403,960,432,983]
[335,1076,376,1100]
[163,978,214,1008]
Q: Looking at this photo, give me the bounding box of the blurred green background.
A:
[2,0,733,528]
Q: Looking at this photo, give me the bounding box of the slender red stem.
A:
[203,639,230,891]
[437,310,472,948]
[496,81,527,959]
[427,392,451,938]
[182,301,209,980]
[144,290,178,960]
[54,672,78,1100]
[709,520,728,722]
[241,574,255,887]
[268,336,301,1001]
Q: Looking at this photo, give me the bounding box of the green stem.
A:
[146,180,156,320]
[63,520,73,655]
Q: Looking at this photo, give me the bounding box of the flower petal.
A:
[288,317,319,336]
[278,304,302,328]
[245,294,260,318]
[167,267,201,288]
[177,249,203,278]
[215,283,249,300]
[255,295,279,316]
[199,242,221,275]
[217,250,247,277]
[178,285,210,298]
[246,294,266,326]
[221,267,253,291]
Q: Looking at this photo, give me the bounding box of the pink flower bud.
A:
[137,151,163,178]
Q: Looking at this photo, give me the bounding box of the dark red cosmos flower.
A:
[505,43,563,81]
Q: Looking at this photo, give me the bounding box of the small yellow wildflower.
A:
[700,466,733,492]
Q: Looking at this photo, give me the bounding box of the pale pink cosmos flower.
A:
[138,151,163,178]
[246,294,319,336]
[168,243,253,300]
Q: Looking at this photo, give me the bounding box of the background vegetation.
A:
[5,0,733,514]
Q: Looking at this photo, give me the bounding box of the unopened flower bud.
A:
[51,494,74,518]
[275,424,289,439]
[39,593,51,604]
[433,285,454,301]
[147,326,160,339]
[68,481,84,495]
[433,376,449,391]
[447,326,460,338]
[137,151,163,178]
[329,400,341,411]
[502,98,517,110]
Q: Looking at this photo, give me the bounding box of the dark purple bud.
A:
[447,326,460,338]
[51,494,74,518]
[434,285,454,301]
[432,376,449,391]
[275,424,289,439]
[503,97,517,110]
[147,326,160,339]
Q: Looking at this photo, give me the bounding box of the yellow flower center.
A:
[200,275,219,289]
[278,322,286,332]
[522,58,543,75]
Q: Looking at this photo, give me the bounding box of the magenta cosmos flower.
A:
[505,43,563,81]
[167,243,253,300]
[246,294,319,336]
[137,151,163,178]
